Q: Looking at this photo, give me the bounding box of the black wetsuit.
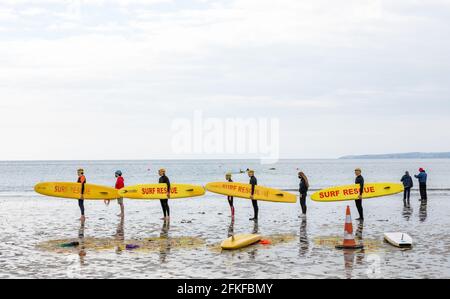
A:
[355,175,364,220]
[78,175,86,216]
[159,175,171,217]
[250,176,258,220]
[299,178,309,214]
[227,179,234,207]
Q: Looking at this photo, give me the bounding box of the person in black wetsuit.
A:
[354,168,364,222]
[226,173,235,218]
[248,170,258,221]
[77,168,86,222]
[298,172,309,216]
[159,169,171,221]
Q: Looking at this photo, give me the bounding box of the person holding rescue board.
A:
[104,170,125,217]
[248,170,258,221]
[298,171,309,216]
[159,169,171,221]
[225,173,235,218]
[77,168,86,222]
[354,168,364,222]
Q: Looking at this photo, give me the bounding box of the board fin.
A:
[275,193,284,197]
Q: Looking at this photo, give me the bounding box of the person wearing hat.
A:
[159,168,171,221]
[415,168,428,201]
[77,168,87,222]
[105,170,125,217]
[226,173,235,218]
[248,170,258,221]
[354,168,364,221]
[401,171,413,207]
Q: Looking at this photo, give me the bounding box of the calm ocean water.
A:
[0,159,449,279]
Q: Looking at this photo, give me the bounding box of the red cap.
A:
[419,168,424,172]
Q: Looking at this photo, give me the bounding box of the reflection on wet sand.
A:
[343,222,365,279]
[78,223,86,265]
[299,218,309,257]
[252,221,259,235]
[37,218,204,255]
[419,200,428,222]
[114,216,125,254]
[402,206,413,222]
[160,220,170,239]
[355,222,364,240]
[227,219,235,238]
[159,220,171,264]
[248,221,260,260]
[343,249,355,279]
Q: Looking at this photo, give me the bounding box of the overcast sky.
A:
[1,0,449,160]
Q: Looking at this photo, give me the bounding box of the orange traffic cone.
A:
[336,206,364,250]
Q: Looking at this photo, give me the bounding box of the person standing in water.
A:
[226,173,235,218]
[248,170,258,221]
[298,172,310,216]
[401,171,413,207]
[354,168,364,222]
[159,169,171,221]
[105,170,125,217]
[415,168,428,201]
[77,169,86,222]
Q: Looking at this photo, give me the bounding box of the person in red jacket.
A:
[105,170,125,217]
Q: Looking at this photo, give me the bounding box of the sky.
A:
[0,0,450,160]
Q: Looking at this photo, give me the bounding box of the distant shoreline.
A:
[340,152,450,159]
[1,156,450,162]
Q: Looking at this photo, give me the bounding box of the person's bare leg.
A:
[120,203,125,217]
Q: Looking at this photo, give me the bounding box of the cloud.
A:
[0,0,449,159]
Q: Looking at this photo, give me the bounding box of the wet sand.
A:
[0,192,449,279]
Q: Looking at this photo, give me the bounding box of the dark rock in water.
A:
[126,244,140,250]
[59,241,80,248]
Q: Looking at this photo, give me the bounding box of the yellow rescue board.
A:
[221,234,262,250]
[118,184,205,200]
[34,182,119,200]
[311,182,404,202]
[205,182,297,203]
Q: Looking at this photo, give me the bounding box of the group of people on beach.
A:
[75,166,429,223]
[295,167,427,222]
[401,168,428,207]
